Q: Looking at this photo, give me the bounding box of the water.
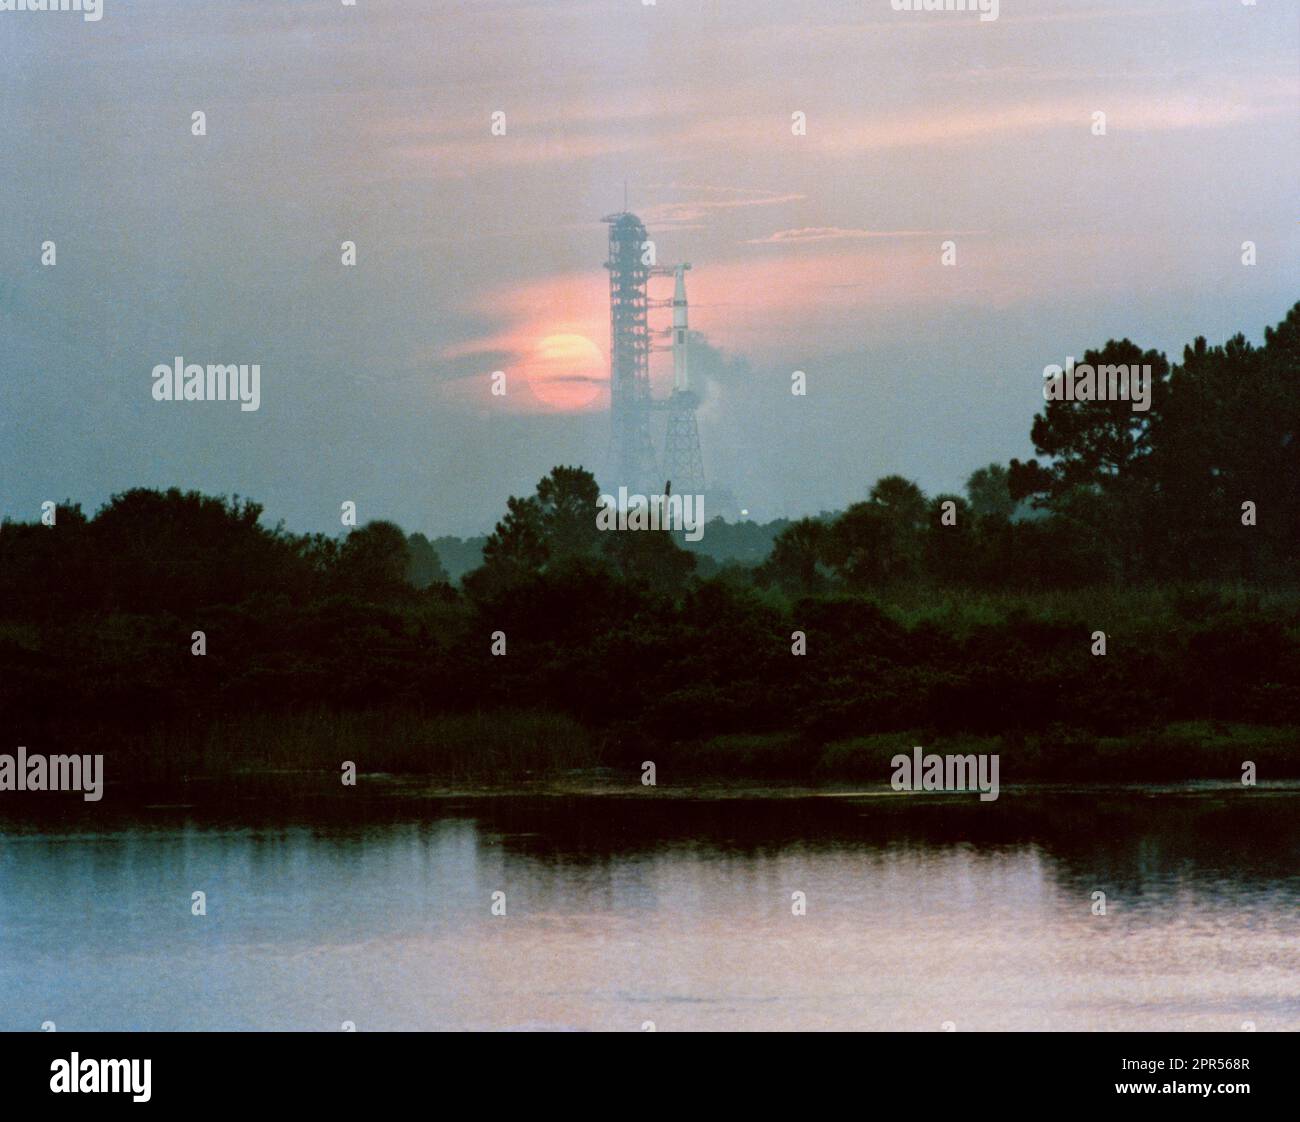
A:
[2,786,1298,1031]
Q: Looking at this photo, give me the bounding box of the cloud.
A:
[676,76,1299,156]
[429,270,610,413]
[641,187,807,227]
[389,134,644,176]
[746,227,977,245]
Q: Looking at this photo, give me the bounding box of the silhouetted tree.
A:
[464,495,547,598]
[602,525,697,586]
[925,493,975,584]
[823,476,928,587]
[81,488,301,614]
[336,521,412,600]
[823,502,892,588]
[406,532,450,589]
[535,465,603,565]
[1148,305,1300,577]
[1010,340,1170,506]
[757,517,829,594]
[965,463,1016,520]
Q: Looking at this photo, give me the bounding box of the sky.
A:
[1,0,1296,536]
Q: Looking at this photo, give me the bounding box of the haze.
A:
[1,0,1295,534]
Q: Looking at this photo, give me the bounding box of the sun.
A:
[525,333,605,411]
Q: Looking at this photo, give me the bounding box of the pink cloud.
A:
[746,227,980,245]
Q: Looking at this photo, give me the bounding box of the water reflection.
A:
[1,788,1297,1030]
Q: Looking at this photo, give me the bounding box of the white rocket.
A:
[672,263,691,393]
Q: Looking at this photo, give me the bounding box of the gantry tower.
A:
[602,211,706,500]
[603,211,659,495]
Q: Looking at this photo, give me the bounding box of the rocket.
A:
[672,263,691,393]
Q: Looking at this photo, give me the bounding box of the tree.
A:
[1148,304,1300,576]
[925,493,976,584]
[965,463,1016,520]
[757,517,829,594]
[1009,339,1170,505]
[868,475,927,582]
[406,532,449,589]
[1005,340,1171,580]
[602,528,696,586]
[335,520,412,600]
[467,466,608,596]
[535,465,603,565]
[468,494,548,596]
[823,502,892,588]
[868,475,928,528]
[84,488,299,613]
[819,476,929,589]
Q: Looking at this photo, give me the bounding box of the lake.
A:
[2,783,1298,1031]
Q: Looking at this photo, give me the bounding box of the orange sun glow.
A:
[524,332,605,411]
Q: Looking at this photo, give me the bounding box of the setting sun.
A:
[525,332,605,411]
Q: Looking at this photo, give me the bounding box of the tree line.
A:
[0,302,1296,751]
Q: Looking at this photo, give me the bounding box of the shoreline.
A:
[12,712,1299,772]
[2,768,1298,820]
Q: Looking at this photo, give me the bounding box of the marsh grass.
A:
[105,708,599,783]
[676,721,1297,783]
[874,582,1300,634]
[44,711,1299,789]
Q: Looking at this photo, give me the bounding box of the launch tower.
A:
[602,210,706,499]
[603,211,659,495]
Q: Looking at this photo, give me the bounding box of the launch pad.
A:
[603,211,705,500]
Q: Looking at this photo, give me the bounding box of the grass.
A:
[26,711,1300,791]
[672,721,1298,784]
[106,708,599,784]
[866,582,1300,633]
